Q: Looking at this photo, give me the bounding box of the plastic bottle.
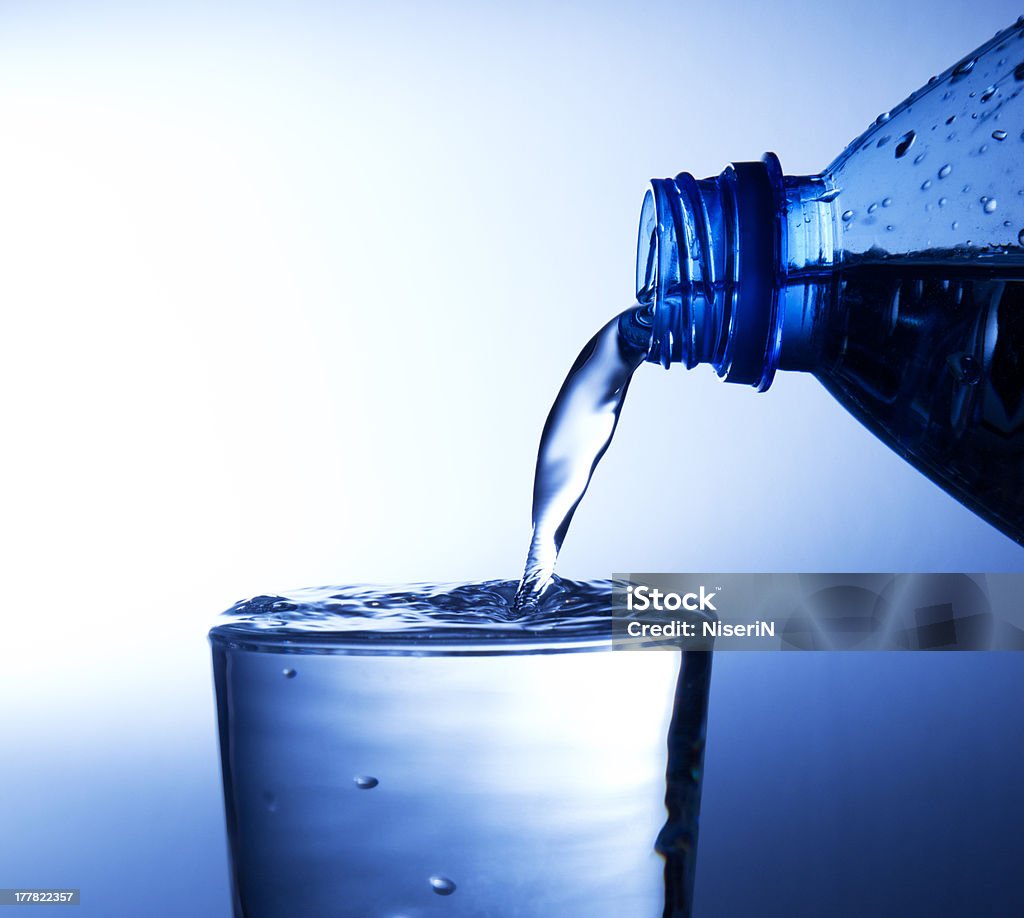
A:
[629,18,1024,545]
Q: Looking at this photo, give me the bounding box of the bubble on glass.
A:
[354,775,379,790]
[841,209,855,222]
[938,197,948,207]
[429,876,457,896]
[921,180,932,191]
[938,164,952,179]
[882,197,893,207]
[868,202,878,214]
[980,86,997,103]
[984,199,998,214]
[993,129,1008,141]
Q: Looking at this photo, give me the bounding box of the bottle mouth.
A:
[634,179,697,370]
[634,156,784,388]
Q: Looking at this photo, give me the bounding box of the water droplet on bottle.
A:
[875,111,891,125]
[948,354,982,385]
[945,114,956,125]
[354,775,379,789]
[841,209,855,222]
[962,184,971,193]
[867,202,878,214]
[927,75,938,85]
[282,668,297,679]
[951,57,976,80]
[938,197,947,207]
[818,187,841,202]
[876,134,892,148]
[979,143,989,154]
[429,876,457,896]
[1015,62,1024,81]
[938,164,952,179]
[981,85,997,103]
[1018,228,1024,246]
[993,129,1008,141]
[1004,219,1013,227]
[896,132,916,159]
[882,197,893,207]
[952,221,959,230]
[885,224,894,232]
[921,180,932,191]
[912,151,926,165]
[984,198,998,214]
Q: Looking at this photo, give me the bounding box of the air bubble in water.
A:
[282,668,297,679]
[949,354,982,385]
[894,131,915,158]
[429,876,457,896]
[938,164,952,179]
[993,129,1008,141]
[984,198,998,214]
[354,775,379,789]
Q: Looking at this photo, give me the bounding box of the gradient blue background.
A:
[1,2,1023,915]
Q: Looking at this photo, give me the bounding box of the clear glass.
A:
[211,623,711,917]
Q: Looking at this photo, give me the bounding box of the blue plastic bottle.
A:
[632,18,1024,545]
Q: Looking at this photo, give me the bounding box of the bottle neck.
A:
[636,154,836,390]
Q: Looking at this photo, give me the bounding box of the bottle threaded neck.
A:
[635,154,785,390]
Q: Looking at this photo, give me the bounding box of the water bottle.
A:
[631,18,1024,545]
